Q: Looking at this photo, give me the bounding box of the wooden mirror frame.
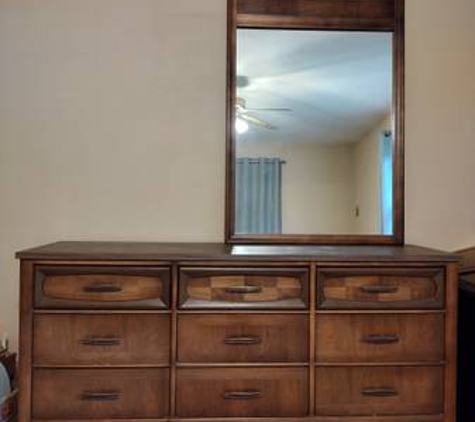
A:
[225,0,405,245]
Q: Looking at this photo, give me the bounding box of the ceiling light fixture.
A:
[235,117,249,134]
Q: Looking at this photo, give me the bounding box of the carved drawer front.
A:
[178,314,308,363]
[315,366,444,416]
[35,266,170,309]
[176,367,308,418]
[33,314,170,366]
[179,267,309,309]
[315,313,445,363]
[32,369,169,419]
[317,267,445,309]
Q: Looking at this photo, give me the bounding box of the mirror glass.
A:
[234,29,394,236]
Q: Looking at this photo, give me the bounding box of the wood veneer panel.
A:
[178,314,308,363]
[33,314,170,366]
[317,267,445,309]
[176,367,308,418]
[35,266,170,309]
[18,261,34,422]
[179,267,308,309]
[315,366,444,416]
[315,313,444,363]
[32,369,169,419]
[237,0,395,30]
[16,242,460,262]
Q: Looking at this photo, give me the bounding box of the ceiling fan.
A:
[235,96,292,133]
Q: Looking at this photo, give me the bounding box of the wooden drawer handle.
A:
[81,391,120,401]
[360,285,398,294]
[224,285,263,294]
[224,391,262,400]
[80,337,122,346]
[362,334,400,345]
[225,336,262,345]
[83,284,123,293]
[361,388,398,397]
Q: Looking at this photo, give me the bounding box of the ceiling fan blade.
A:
[240,113,278,130]
[245,107,292,112]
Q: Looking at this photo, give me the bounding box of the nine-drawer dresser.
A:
[16,242,458,422]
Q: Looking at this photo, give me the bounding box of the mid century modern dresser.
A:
[16,241,458,422]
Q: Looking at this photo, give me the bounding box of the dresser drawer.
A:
[32,369,169,419]
[317,267,445,309]
[35,266,170,309]
[315,366,444,416]
[315,313,444,363]
[176,367,308,417]
[179,267,308,309]
[178,314,308,363]
[33,314,170,366]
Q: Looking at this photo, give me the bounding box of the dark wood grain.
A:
[167,417,444,422]
[179,267,308,309]
[34,266,170,309]
[315,313,444,363]
[16,241,457,422]
[33,314,170,366]
[15,241,459,262]
[444,263,458,422]
[176,367,308,417]
[18,260,34,422]
[314,366,444,416]
[225,0,406,246]
[32,369,169,419]
[317,267,445,309]
[237,0,395,30]
[177,314,308,363]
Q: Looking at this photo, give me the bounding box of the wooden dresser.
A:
[16,242,458,422]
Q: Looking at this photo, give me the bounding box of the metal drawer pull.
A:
[83,284,123,293]
[225,336,262,345]
[80,337,122,346]
[361,388,398,397]
[224,285,262,294]
[81,391,120,401]
[360,285,398,294]
[224,391,262,400]
[362,334,400,345]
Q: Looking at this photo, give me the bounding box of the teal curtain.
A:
[380,131,393,235]
[235,158,283,234]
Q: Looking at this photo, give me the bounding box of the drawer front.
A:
[178,314,308,363]
[35,266,170,309]
[315,366,444,416]
[34,314,170,366]
[315,313,445,363]
[317,267,445,309]
[32,369,169,419]
[179,267,308,309]
[176,368,308,417]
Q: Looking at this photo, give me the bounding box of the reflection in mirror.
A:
[234,29,393,236]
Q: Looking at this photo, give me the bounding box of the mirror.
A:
[226,0,404,245]
[236,29,393,236]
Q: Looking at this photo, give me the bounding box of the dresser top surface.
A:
[16,241,459,262]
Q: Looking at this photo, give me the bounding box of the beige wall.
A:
[1,0,475,349]
[352,114,391,234]
[237,141,355,234]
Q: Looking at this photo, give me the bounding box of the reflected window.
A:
[380,131,393,235]
[235,158,283,234]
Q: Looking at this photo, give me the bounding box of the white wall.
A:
[0,0,227,349]
[405,0,475,249]
[1,0,475,349]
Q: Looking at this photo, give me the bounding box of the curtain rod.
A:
[237,158,287,165]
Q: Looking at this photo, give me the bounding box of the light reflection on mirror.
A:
[234,29,394,236]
